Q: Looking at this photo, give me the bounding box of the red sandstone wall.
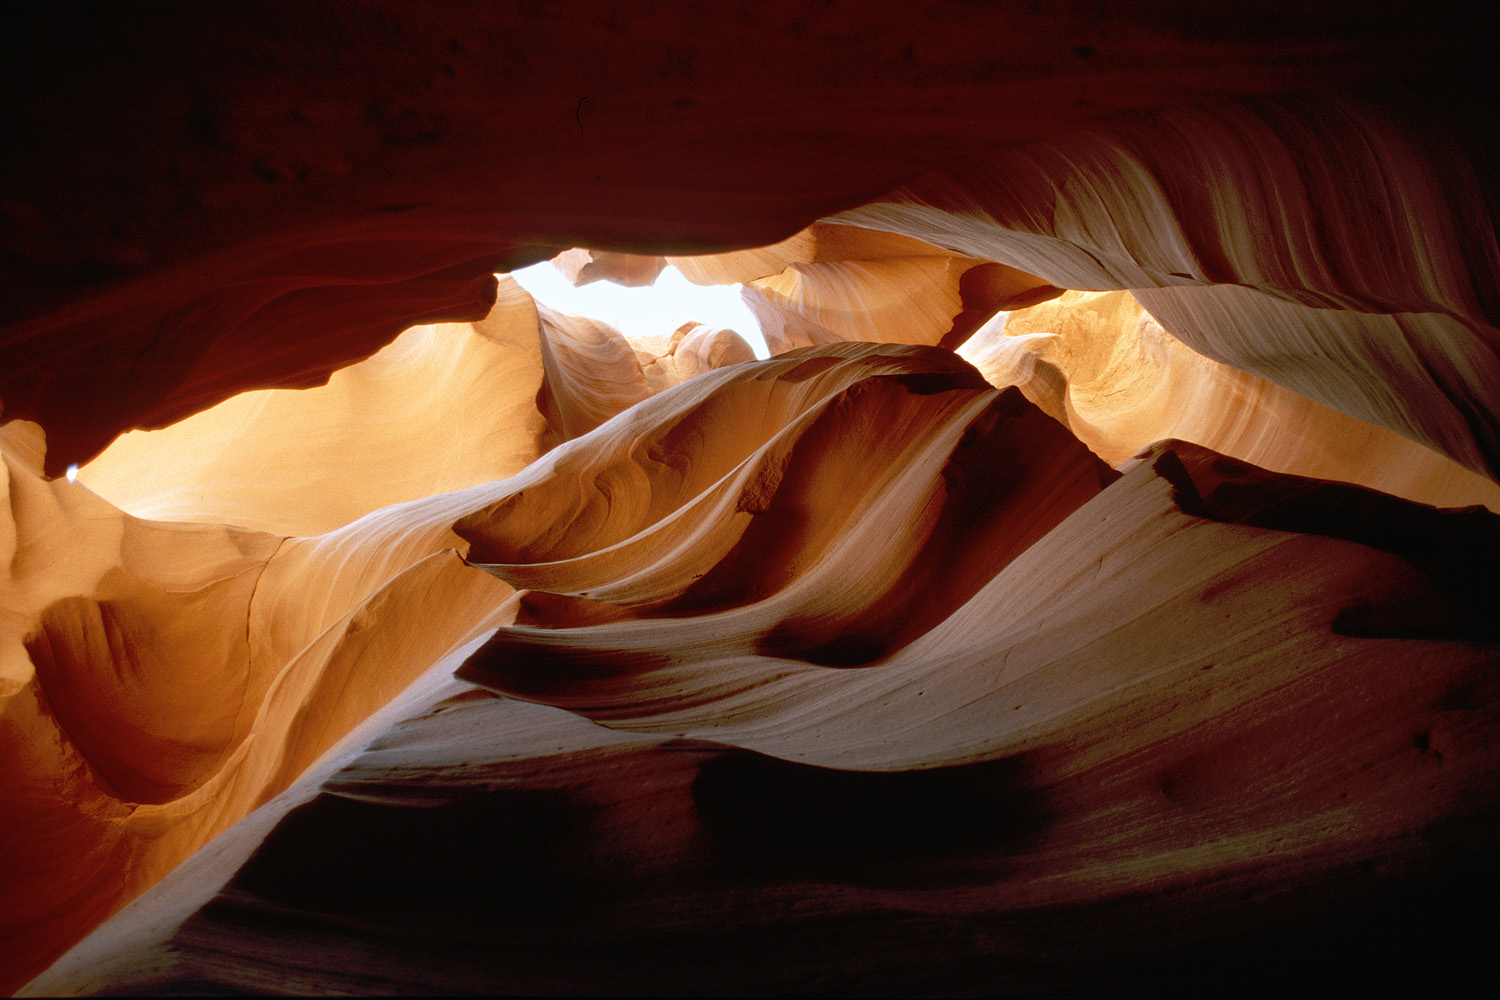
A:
[4,2,1500,994]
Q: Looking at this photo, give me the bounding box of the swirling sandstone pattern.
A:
[20,344,1500,996]
[666,222,1500,510]
[2,273,771,989]
[74,278,755,536]
[5,2,1500,994]
[832,92,1500,481]
[552,247,667,288]
[673,223,1059,356]
[1,422,520,989]
[957,291,1500,511]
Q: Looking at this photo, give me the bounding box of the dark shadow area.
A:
[1155,441,1500,640]
[691,749,1052,885]
[754,387,1117,667]
[1123,850,1500,996]
[232,786,596,918]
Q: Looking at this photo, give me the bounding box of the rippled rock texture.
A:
[18,343,1500,997]
[5,1,1500,995]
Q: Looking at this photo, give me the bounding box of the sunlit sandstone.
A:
[552,247,667,288]
[4,2,1499,994]
[74,278,755,536]
[15,343,1500,996]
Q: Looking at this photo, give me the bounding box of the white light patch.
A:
[65,464,78,483]
[509,261,768,359]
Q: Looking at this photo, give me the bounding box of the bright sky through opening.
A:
[509,261,769,359]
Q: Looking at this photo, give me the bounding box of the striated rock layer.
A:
[21,344,1500,996]
[0,420,519,989]
[1,274,769,991]
[670,222,1500,511]
[5,2,1500,994]
[831,91,1500,482]
[5,3,1496,477]
[74,278,755,536]
[958,291,1500,512]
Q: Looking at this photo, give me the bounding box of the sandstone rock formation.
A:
[4,2,1500,995]
[958,291,1500,512]
[74,278,756,535]
[551,247,667,288]
[672,223,1060,356]
[1,417,518,988]
[16,345,1500,996]
[831,92,1500,483]
[633,321,758,394]
[2,272,765,991]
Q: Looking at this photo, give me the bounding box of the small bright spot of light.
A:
[509,260,768,359]
[65,464,78,483]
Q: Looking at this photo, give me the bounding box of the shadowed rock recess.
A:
[4,2,1500,995]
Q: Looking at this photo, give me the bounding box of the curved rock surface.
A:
[633,321,758,395]
[959,291,1500,511]
[3,283,770,989]
[19,345,1500,997]
[74,279,754,536]
[832,91,1500,481]
[674,223,1057,356]
[4,2,1500,995]
[679,231,1500,511]
[552,247,667,288]
[2,421,520,990]
[74,278,551,536]
[6,3,1491,476]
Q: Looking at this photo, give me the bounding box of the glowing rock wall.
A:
[17,342,1500,996]
[4,2,1500,994]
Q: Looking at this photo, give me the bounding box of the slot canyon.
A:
[4,2,1500,994]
